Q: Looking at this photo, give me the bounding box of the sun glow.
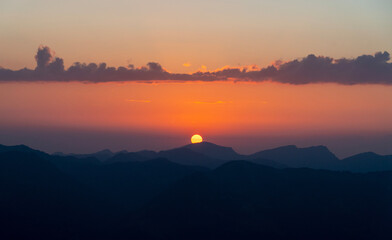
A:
[191,134,203,144]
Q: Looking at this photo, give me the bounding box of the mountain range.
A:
[1,142,392,239]
[53,141,392,172]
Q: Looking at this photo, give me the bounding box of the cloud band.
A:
[0,46,391,85]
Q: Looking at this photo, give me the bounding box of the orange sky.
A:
[1,81,392,156]
[1,81,391,135]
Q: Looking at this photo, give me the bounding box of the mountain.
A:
[0,144,100,171]
[0,143,46,156]
[0,144,207,211]
[249,145,340,169]
[105,152,147,164]
[0,151,110,240]
[157,147,225,167]
[69,158,207,210]
[340,152,392,172]
[120,160,392,240]
[105,150,160,164]
[5,142,392,172]
[104,142,242,167]
[0,146,208,239]
[83,149,115,161]
[136,150,159,159]
[104,142,284,168]
[48,143,345,170]
[2,144,392,239]
[183,141,245,160]
[53,149,115,161]
[249,157,288,168]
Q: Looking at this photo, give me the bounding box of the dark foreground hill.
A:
[118,161,392,240]
[64,157,207,210]
[340,152,392,172]
[1,144,392,239]
[0,151,111,240]
[0,146,207,239]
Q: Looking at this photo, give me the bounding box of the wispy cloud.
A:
[1,46,391,85]
[182,62,191,67]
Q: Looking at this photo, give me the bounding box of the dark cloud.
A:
[270,52,392,84]
[35,46,53,70]
[47,57,65,74]
[0,46,391,84]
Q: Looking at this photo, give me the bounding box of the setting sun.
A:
[191,134,203,144]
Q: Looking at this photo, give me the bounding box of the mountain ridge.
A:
[1,143,392,239]
[2,142,392,172]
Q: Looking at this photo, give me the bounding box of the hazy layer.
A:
[1,81,391,157]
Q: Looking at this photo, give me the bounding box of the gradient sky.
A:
[1,0,391,72]
[1,0,392,157]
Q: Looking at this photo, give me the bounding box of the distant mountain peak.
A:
[343,151,382,161]
[183,141,236,152]
[355,151,380,157]
[186,141,229,147]
[307,145,330,150]
[249,144,339,168]
[96,149,114,154]
[183,141,244,161]
[277,145,297,149]
[0,144,45,156]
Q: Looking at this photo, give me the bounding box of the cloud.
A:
[182,62,191,67]
[0,46,391,85]
[35,46,53,70]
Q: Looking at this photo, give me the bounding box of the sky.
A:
[0,0,392,157]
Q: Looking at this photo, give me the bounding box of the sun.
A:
[191,134,203,144]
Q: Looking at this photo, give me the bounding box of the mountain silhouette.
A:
[248,157,288,168]
[136,150,159,159]
[183,141,245,160]
[157,147,226,167]
[249,145,340,169]
[67,157,207,210]
[0,143,46,156]
[121,160,392,240]
[4,143,392,172]
[182,142,286,168]
[105,152,148,164]
[0,151,110,240]
[53,149,115,161]
[102,142,284,168]
[0,146,208,239]
[339,152,392,172]
[1,143,392,239]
